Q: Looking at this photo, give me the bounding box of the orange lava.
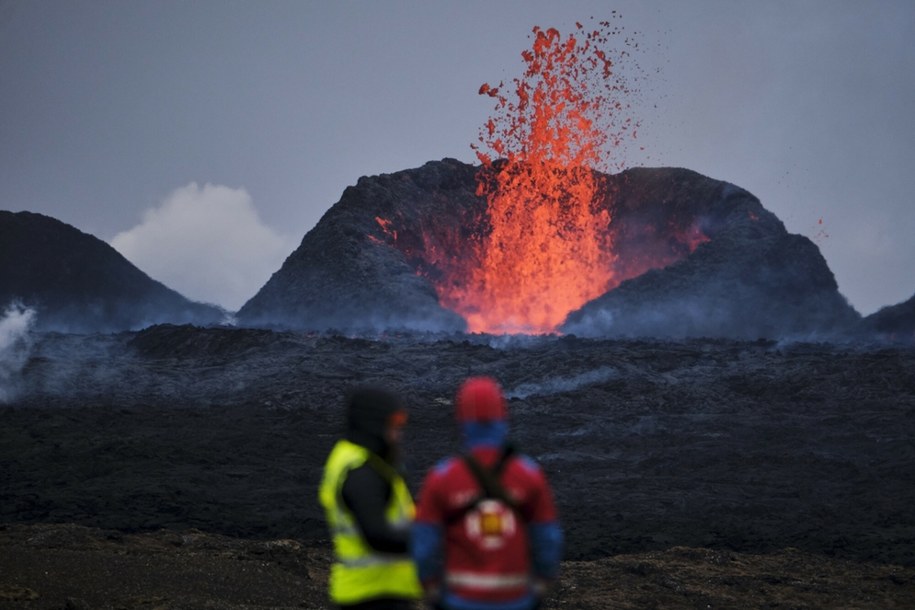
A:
[444,21,641,333]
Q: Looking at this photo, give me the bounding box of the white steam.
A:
[0,303,36,403]
[507,366,618,399]
[110,183,295,312]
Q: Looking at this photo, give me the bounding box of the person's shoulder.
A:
[509,452,547,478]
[428,454,462,478]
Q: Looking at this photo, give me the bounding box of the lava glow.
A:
[445,21,642,333]
[371,19,695,334]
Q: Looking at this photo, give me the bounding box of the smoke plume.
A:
[0,303,36,403]
[110,183,294,311]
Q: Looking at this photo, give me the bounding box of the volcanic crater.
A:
[238,159,859,341]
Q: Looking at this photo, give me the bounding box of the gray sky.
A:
[2,0,913,314]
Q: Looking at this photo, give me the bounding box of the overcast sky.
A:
[2,0,913,314]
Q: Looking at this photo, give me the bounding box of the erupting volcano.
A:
[238,20,865,341]
[439,20,645,333]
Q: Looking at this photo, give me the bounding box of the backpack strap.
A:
[446,445,521,523]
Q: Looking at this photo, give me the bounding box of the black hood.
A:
[345,386,404,459]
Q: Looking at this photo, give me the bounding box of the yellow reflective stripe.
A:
[320,440,368,537]
[446,571,531,590]
[339,553,415,568]
[319,440,367,520]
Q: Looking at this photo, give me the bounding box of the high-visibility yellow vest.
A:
[318,439,422,604]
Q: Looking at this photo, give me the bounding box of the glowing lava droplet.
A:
[439,20,642,334]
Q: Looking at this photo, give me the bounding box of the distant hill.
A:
[238,159,864,340]
[561,167,862,339]
[0,211,223,332]
[861,292,915,342]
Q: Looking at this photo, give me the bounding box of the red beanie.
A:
[455,376,507,423]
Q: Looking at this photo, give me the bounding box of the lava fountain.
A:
[448,21,644,333]
[373,19,700,334]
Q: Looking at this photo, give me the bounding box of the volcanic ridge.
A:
[3,161,913,341]
[238,159,876,341]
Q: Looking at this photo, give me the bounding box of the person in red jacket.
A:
[412,376,563,610]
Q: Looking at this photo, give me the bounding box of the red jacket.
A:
[413,445,562,607]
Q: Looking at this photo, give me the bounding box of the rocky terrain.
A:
[0,211,223,333]
[1,324,914,608]
[3,160,915,607]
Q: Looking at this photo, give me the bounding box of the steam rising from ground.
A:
[506,366,618,399]
[0,303,36,403]
[110,183,294,311]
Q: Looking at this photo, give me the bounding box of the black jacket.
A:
[340,388,410,554]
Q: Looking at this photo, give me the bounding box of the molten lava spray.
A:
[438,20,642,333]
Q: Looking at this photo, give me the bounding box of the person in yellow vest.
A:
[319,386,422,609]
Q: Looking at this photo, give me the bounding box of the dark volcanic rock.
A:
[239,160,860,340]
[237,159,474,331]
[862,292,915,342]
[563,168,861,339]
[4,327,915,572]
[0,211,223,332]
